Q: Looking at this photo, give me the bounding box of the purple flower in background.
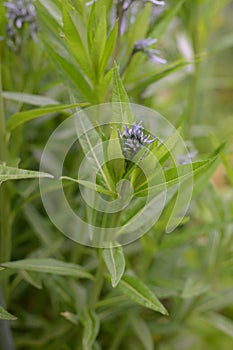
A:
[146,0,165,5]
[118,121,156,159]
[133,38,167,65]
[3,0,38,50]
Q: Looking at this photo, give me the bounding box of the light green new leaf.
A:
[103,242,125,287]
[2,91,59,106]
[87,2,107,80]
[117,274,168,315]
[99,20,118,76]
[7,102,88,131]
[112,63,134,124]
[0,259,94,280]
[107,127,125,183]
[81,308,100,350]
[0,306,17,321]
[130,314,154,350]
[0,165,53,186]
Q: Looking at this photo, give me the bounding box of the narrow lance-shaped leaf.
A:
[136,157,219,197]
[0,165,53,186]
[60,176,115,197]
[127,60,189,94]
[149,0,187,40]
[130,314,154,350]
[44,42,96,103]
[7,102,88,131]
[201,312,233,338]
[103,242,125,287]
[0,306,17,321]
[0,259,94,280]
[81,308,100,350]
[99,20,118,76]
[74,110,115,192]
[62,3,94,82]
[116,274,168,315]
[112,63,134,124]
[107,127,125,183]
[2,91,59,106]
[88,2,107,81]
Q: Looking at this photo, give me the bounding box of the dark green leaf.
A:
[7,103,88,131]
[1,259,94,280]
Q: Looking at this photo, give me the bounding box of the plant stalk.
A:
[89,252,105,309]
[0,65,11,284]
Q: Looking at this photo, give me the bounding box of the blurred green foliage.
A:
[0,0,233,349]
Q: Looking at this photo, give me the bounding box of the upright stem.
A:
[0,287,15,350]
[0,64,7,160]
[89,252,105,309]
[111,1,125,66]
[185,4,202,136]
[0,65,11,280]
[0,66,14,348]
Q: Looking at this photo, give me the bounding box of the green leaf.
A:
[112,63,134,124]
[60,311,79,325]
[149,0,187,40]
[103,242,125,287]
[7,102,88,131]
[95,68,113,102]
[0,165,53,185]
[192,144,224,196]
[44,43,96,103]
[136,157,219,197]
[99,20,118,76]
[61,176,115,197]
[75,111,115,192]
[127,60,189,94]
[116,274,168,315]
[2,91,59,106]
[81,308,100,350]
[107,127,125,183]
[87,2,107,80]
[0,306,17,321]
[126,2,151,57]
[0,259,94,280]
[62,4,93,81]
[201,312,233,338]
[181,278,209,299]
[130,314,154,350]
[20,270,43,289]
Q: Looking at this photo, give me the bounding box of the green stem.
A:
[88,252,105,309]
[0,65,11,291]
[0,287,15,350]
[0,65,7,161]
[109,317,127,350]
[111,1,125,66]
